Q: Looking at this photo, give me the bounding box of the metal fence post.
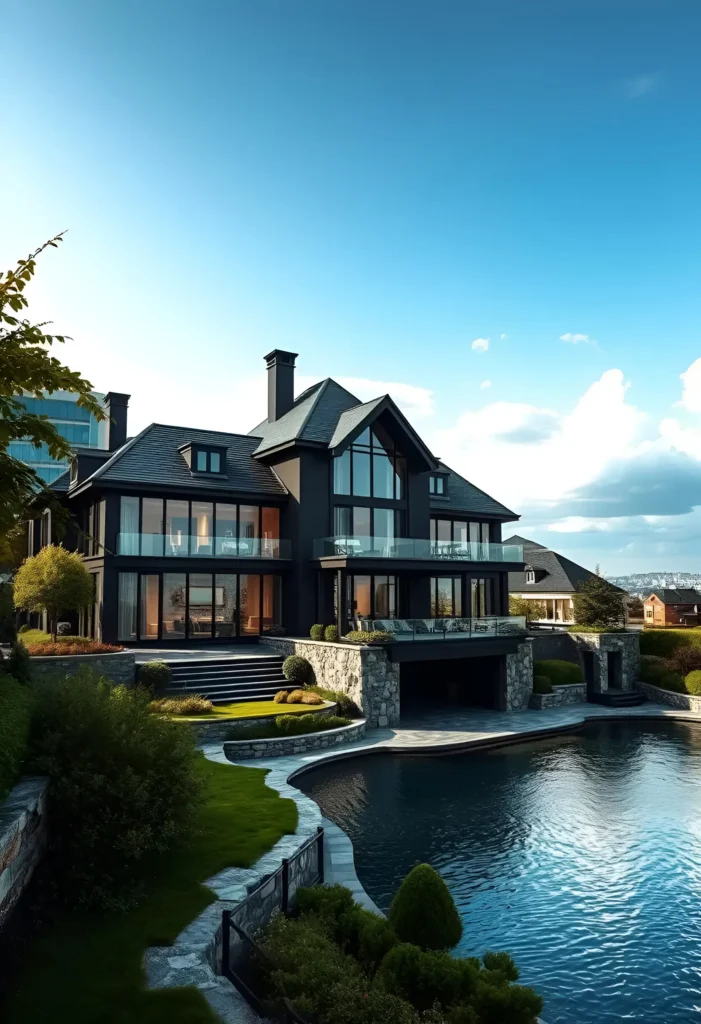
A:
[281,858,289,914]
[317,826,325,884]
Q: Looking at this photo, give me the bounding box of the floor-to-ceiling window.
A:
[333,425,406,500]
[351,574,398,621]
[430,518,491,550]
[162,573,187,638]
[431,577,462,617]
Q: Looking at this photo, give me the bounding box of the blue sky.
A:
[4,0,701,572]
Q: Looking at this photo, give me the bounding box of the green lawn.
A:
[4,757,298,1024]
[14,629,53,644]
[173,699,331,721]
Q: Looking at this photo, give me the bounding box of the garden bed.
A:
[224,718,366,760]
[181,701,338,742]
[28,649,135,686]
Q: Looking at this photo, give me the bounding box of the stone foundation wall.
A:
[261,637,400,727]
[570,632,640,693]
[223,719,366,759]
[504,641,534,711]
[30,650,135,686]
[529,683,587,709]
[184,701,338,743]
[0,777,49,930]
[637,681,701,711]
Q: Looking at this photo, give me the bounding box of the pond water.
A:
[296,720,701,1023]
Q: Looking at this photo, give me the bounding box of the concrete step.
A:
[169,669,288,685]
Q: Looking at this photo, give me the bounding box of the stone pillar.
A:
[504,640,533,711]
[569,632,640,693]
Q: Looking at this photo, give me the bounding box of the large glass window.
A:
[470,578,493,617]
[216,504,238,556]
[165,500,190,556]
[141,499,164,556]
[373,575,396,618]
[261,507,280,558]
[191,502,213,556]
[353,575,372,618]
[333,425,405,499]
[239,506,259,555]
[188,573,213,635]
[162,573,186,639]
[431,518,491,549]
[333,449,351,495]
[215,574,237,637]
[431,577,461,617]
[140,574,160,638]
[373,508,395,544]
[118,572,137,642]
[239,574,261,635]
[262,575,282,632]
[119,497,140,555]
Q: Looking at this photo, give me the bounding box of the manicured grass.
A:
[173,698,331,721]
[4,757,298,1024]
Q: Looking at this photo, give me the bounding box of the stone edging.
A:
[0,776,49,930]
[529,683,586,710]
[182,701,338,743]
[637,681,701,711]
[29,649,135,686]
[222,719,366,759]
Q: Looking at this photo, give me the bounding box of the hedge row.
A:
[639,629,701,658]
[0,675,33,800]
[533,659,584,686]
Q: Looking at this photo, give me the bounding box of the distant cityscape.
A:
[605,572,701,597]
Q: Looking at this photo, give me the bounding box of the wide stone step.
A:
[169,667,287,682]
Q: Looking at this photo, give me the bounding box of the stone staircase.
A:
[165,655,292,705]
[591,688,646,708]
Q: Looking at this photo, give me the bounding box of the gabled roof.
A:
[50,468,71,493]
[69,423,287,497]
[430,463,519,520]
[505,536,625,594]
[249,379,361,455]
[646,588,701,604]
[329,397,386,449]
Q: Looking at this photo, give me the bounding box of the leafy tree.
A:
[388,863,463,951]
[509,596,547,621]
[0,234,104,538]
[13,544,94,639]
[572,573,626,628]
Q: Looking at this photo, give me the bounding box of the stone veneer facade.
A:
[637,681,701,711]
[261,637,400,727]
[504,640,534,711]
[569,632,640,693]
[29,649,135,686]
[222,720,366,760]
[529,683,587,710]
[0,777,49,930]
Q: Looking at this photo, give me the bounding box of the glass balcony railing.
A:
[355,616,527,640]
[117,534,290,558]
[314,537,523,562]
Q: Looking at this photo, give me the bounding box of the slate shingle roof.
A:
[430,463,519,520]
[249,379,361,454]
[505,535,624,594]
[647,588,701,604]
[329,397,386,449]
[77,424,287,496]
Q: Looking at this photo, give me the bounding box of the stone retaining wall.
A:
[30,649,135,686]
[261,636,400,727]
[223,720,366,760]
[529,683,587,709]
[184,701,337,743]
[0,777,49,930]
[637,681,701,711]
[505,641,534,711]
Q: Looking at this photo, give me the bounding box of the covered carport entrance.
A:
[400,655,504,712]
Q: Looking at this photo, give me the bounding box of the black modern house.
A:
[33,351,527,704]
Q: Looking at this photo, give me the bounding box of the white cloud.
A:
[623,73,660,99]
[678,358,701,414]
[472,337,490,353]
[547,517,613,534]
[500,333,508,340]
[480,380,492,389]
[332,375,434,420]
[560,332,597,345]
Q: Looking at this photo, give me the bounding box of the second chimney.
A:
[265,350,298,422]
[104,392,130,451]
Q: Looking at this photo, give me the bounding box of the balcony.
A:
[313,536,523,562]
[116,533,290,558]
[356,615,527,640]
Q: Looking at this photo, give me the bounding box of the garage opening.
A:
[400,656,504,713]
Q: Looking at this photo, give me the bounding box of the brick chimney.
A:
[264,350,298,422]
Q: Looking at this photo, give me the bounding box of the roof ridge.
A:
[295,378,332,438]
[86,424,156,484]
[146,422,260,441]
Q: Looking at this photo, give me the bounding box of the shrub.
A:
[24,641,123,656]
[325,624,340,642]
[388,863,463,951]
[149,695,214,715]
[300,691,323,705]
[0,582,16,643]
[287,688,305,703]
[17,622,31,634]
[0,676,33,799]
[344,630,394,644]
[7,639,32,683]
[533,659,583,686]
[310,623,325,640]
[137,660,172,693]
[29,669,202,909]
[639,655,668,686]
[532,675,552,694]
[307,684,362,718]
[227,713,351,741]
[13,545,95,640]
[640,629,701,658]
[283,654,312,683]
[657,671,686,693]
[378,943,467,1012]
[667,646,701,677]
[274,689,289,703]
[685,670,701,695]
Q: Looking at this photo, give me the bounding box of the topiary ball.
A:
[282,654,312,683]
[137,660,172,693]
[388,863,463,951]
[324,625,339,642]
[273,690,289,704]
[685,670,701,695]
[309,624,325,641]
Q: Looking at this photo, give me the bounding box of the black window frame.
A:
[332,427,407,501]
[348,573,399,621]
[429,474,447,496]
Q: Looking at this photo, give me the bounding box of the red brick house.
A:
[643,589,701,627]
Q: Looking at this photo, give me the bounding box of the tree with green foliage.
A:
[388,862,463,951]
[13,544,94,639]
[509,595,547,621]
[0,234,104,540]
[572,572,626,628]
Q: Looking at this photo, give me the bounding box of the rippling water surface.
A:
[296,720,701,1023]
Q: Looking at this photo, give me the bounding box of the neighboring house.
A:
[643,590,701,627]
[506,535,625,624]
[30,350,530,710]
[8,390,107,483]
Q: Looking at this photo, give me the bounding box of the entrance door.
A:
[607,650,623,690]
[582,651,597,697]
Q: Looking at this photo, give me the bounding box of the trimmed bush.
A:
[324,624,340,642]
[7,640,32,684]
[300,691,323,705]
[17,623,31,634]
[685,671,701,696]
[667,646,701,677]
[136,660,172,693]
[274,689,289,703]
[25,641,124,656]
[29,669,202,909]
[640,629,701,658]
[639,655,668,686]
[227,713,351,741]
[307,684,362,718]
[310,624,325,641]
[533,659,583,686]
[0,676,33,799]
[283,654,312,683]
[287,688,306,703]
[388,863,463,951]
[344,630,394,644]
[657,671,686,693]
[149,695,214,715]
[532,675,553,694]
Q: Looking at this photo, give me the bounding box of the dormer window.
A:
[179,442,227,476]
[429,474,447,496]
[526,565,535,585]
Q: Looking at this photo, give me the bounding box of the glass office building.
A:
[8,391,107,483]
